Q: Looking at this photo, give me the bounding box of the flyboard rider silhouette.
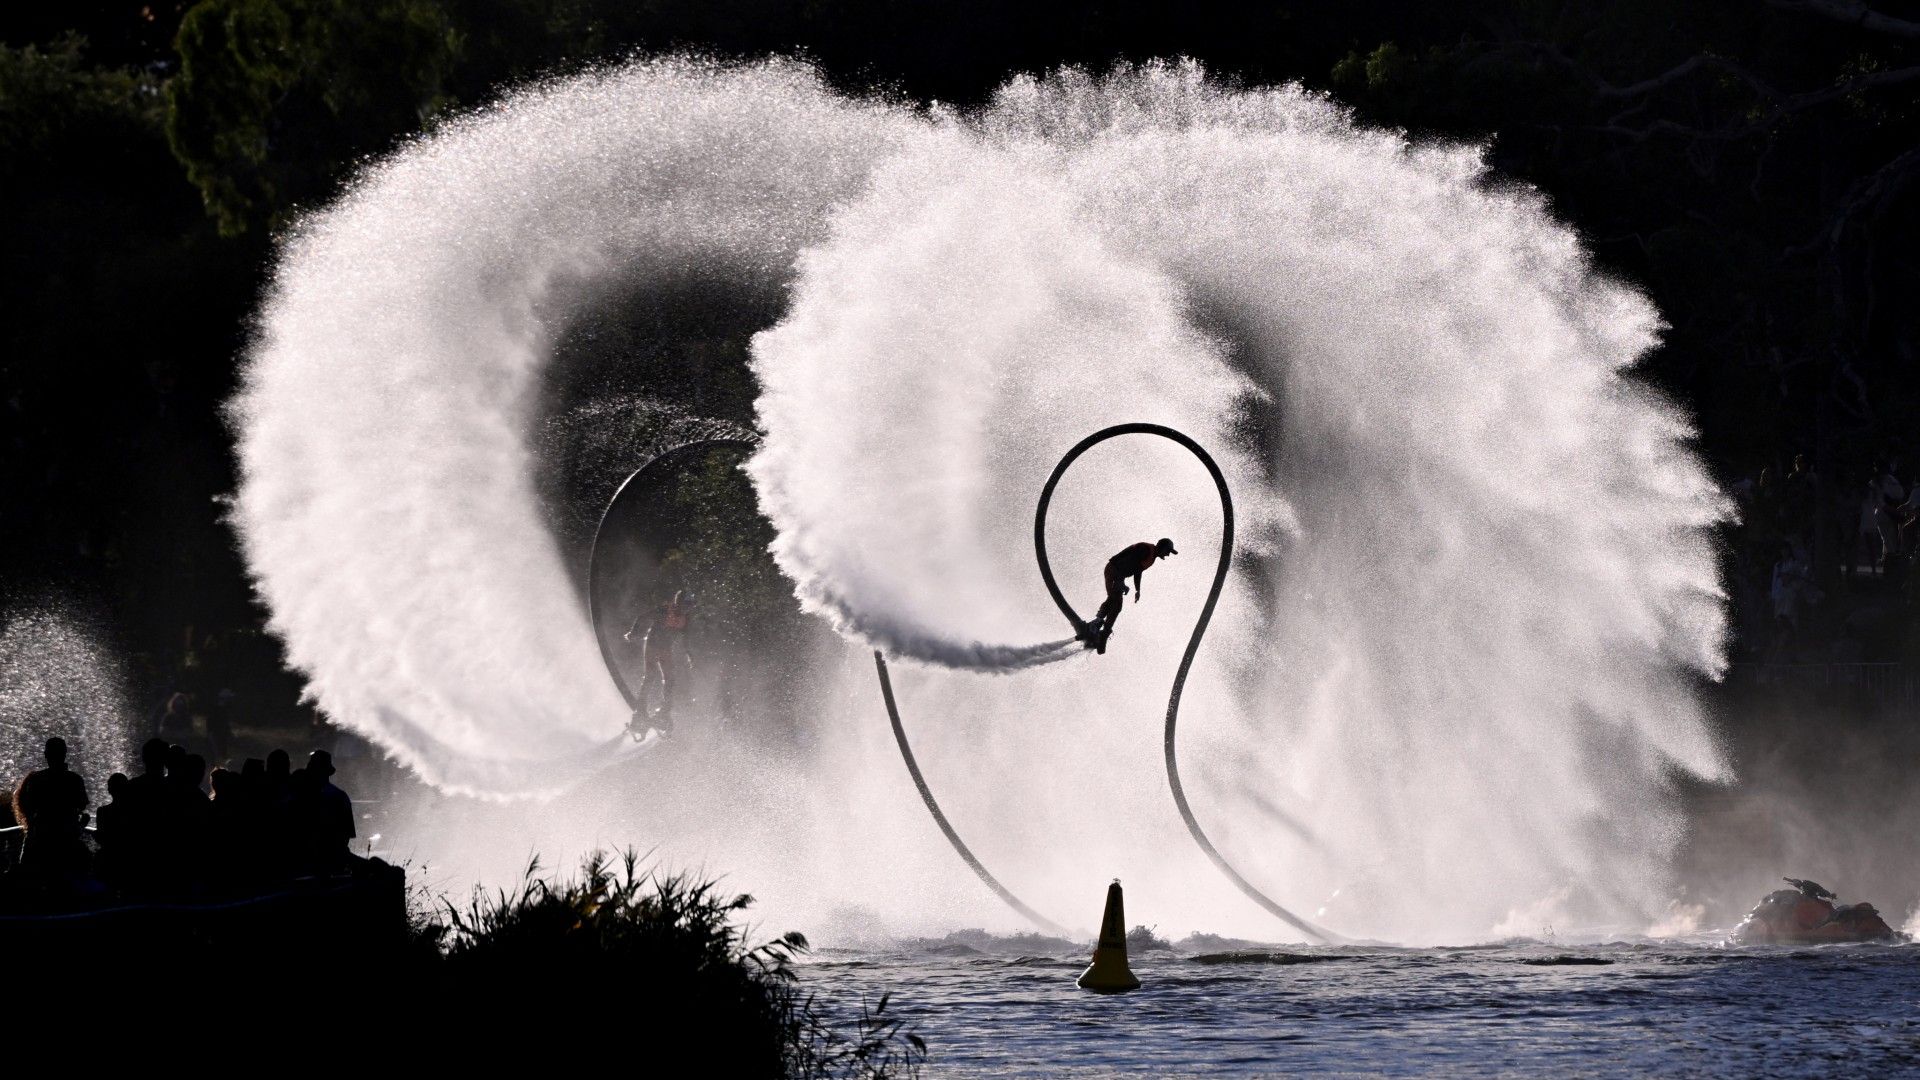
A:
[1084,538,1177,654]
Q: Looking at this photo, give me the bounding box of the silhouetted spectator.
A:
[13,737,90,883]
[168,751,210,888]
[182,753,208,796]
[93,772,130,886]
[120,738,177,895]
[1896,473,1920,554]
[240,757,267,803]
[1782,453,1818,531]
[293,751,355,875]
[264,749,295,876]
[157,692,195,744]
[1870,463,1904,567]
[265,749,291,802]
[1771,541,1818,652]
[127,738,168,803]
[206,768,252,891]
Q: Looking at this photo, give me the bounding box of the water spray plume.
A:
[233,58,1728,940]
[0,606,138,786]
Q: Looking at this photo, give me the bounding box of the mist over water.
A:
[232,59,1730,941]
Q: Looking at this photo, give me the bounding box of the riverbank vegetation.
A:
[417,851,925,1077]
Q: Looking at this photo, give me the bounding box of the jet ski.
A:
[1730,878,1903,945]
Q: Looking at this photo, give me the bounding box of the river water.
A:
[803,938,1920,1077]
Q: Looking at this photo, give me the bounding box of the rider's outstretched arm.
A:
[1133,570,1143,601]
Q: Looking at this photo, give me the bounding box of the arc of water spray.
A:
[1032,423,1334,944]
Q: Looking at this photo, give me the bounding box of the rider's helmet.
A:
[1156,538,1178,557]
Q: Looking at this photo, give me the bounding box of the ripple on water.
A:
[799,942,1920,1077]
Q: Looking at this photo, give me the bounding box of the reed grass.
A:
[412,850,924,1078]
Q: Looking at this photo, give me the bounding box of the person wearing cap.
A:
[1089,538,1177,654]
[302,750,355,873]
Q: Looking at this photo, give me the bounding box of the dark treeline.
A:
[5,1,1919,685]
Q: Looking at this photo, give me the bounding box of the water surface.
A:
[805,940,1920,1076]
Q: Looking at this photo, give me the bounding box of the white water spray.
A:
[232,59,1729,940]
[231,60,917,794]
[0,606,138,788]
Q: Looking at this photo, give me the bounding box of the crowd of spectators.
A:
[2,734,360,911]
[1730,451,1920,659]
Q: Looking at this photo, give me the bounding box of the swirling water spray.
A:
[233,59,1728,940]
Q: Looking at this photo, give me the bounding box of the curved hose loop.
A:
[1034,422,1334,944]
[588,438,758,711]
[873,652,1071,937]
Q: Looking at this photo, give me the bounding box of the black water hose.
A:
[1034,423,1332,944]
[873,652,1071,937]
[587,438,758,711]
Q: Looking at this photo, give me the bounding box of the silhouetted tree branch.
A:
[1766,0,1920,40]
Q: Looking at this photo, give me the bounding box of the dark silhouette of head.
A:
[44,737,67,768]
[266,749,290,780]
[107,773,128,800]
[141,737,168,774]
[209,768,236,800]
[307,751,335,780]
[185,754,207,789]
[1156,537,1178,557]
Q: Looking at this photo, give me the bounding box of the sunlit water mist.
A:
[231,58,1729,942]
[0,607,138,789]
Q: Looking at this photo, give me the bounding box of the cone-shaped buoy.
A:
[1076,880,1141,993]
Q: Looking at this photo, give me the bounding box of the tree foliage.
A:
[166,0,457,235]
[1326,2,1920,474]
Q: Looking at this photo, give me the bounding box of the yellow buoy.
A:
[1076,879,1141,993]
